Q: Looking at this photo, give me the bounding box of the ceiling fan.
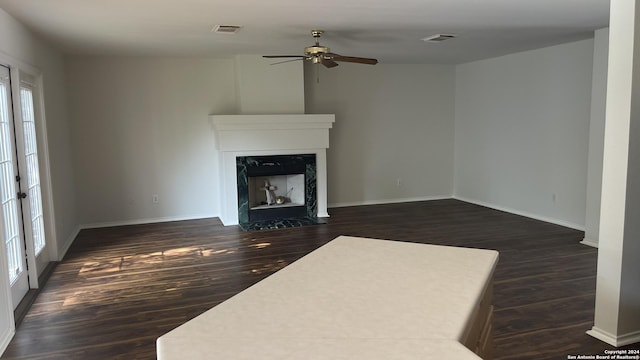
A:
[263,30,378,68]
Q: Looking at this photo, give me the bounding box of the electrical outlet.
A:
[153,194,159,203]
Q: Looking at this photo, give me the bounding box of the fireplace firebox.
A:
[236,154,320,230]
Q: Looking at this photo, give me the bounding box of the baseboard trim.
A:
[617,329,640,347]
[580,238,599,248]
[588,327,640,347]
[453,196,585,231]
[80,213,219,231]
[328,195,451,209]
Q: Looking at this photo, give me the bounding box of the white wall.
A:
[64,43,597,228]
[454,39,594,229]
[1,7,78,354]
[65,56,237,226]
[305,63,455,206]
[235,55,305,114]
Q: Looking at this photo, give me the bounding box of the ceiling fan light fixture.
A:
[422,34,456,43]
[212,25,242,34]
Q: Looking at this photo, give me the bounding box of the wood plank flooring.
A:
[2,199,638,359]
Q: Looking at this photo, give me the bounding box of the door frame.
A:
[10,68,53,288]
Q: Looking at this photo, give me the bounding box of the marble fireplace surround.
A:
[211,114,335,226]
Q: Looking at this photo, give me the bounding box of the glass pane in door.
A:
[19,87,45,255]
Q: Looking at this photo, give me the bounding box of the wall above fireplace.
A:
[211,114,335,226]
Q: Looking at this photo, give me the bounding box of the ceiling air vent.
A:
[213,25,242,34]
[422,34,456,43]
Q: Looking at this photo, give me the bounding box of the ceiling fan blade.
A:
[321,58,339,68]
[262,55,306,58]
[333,56,378,65]
[269,58,306,65]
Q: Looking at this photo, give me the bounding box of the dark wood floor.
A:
[2,199,637,359]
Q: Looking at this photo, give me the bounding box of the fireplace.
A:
[237,154,318,230]
[211,114,334,228]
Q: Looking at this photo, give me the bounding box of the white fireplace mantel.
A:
[211,114,335,226]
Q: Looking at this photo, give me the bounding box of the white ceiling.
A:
[0,0,609,64]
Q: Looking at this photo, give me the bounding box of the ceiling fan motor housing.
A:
[305,45,331,63]
[305,45,330,56]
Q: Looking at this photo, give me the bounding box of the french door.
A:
[0,64,48,310]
